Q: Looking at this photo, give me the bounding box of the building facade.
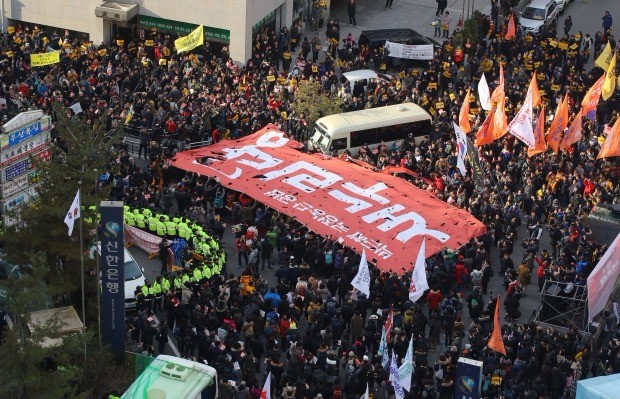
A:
[0,0,310,62]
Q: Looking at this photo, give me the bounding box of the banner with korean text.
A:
[174,25,204,53]
[383,41,434,60]
[100,201,125,358]
[587,233,620,322]
[30,51,60,67]
[170,125,486,274]
[125,224,160,258]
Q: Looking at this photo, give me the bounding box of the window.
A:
[351,128,379,148]
[330,137,348,151]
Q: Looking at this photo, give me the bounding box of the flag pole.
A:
[94,169,102,350]
[78,183,87,361]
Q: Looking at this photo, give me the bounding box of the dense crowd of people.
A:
[0,2,619,399]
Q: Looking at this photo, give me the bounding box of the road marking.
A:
[152,314,180,357]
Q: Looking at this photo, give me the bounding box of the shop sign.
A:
[138,15,230,43]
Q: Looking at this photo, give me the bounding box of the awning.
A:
[95,2,139,22]
[170,125,486,275]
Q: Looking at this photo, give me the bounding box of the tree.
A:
[291,78,344,129]
[0,252,89,399]
[1,106,121,312]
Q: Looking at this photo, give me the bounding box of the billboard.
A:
[1,130,51,166]
[0,148,51,183]
[0,184,39,212]
[100,201,125,356]
[455,357,483,399]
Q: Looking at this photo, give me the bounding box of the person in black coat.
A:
[347,0,357,26]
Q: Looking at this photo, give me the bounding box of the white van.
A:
[308,102,432,156]
[91,245,146,311]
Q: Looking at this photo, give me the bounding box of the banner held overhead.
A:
[587,233,620,322]
[170,125,486,274]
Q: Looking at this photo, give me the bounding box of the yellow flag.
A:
[595,42,614,71]
[174,25,203,53]
[602,53,616,101]
[30,51,61,67]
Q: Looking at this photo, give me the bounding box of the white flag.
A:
[478,73,492,111]
[398,336,414,391]
[409,239,429,303]
[507,91,536,147]
[390,352,406,399]
[69,102,83,114]
[64,189,81,236]
[378,326,389,369]
[360,383,369,399]
[261,372,272,399]
[351,249,371,297]
[453,122,468,176]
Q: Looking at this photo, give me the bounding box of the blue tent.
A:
[577,374,620,399]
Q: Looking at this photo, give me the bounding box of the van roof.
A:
[315,103,431,135]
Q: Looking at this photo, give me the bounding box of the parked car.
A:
[519,0,560,34]
[91,245,146,311]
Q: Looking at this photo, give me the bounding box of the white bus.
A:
[308,102,432,156]
[121,355,218,399]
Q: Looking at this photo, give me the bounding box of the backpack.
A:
[325,251,333,265]
[326,300,336,316]
[471,297,479,307]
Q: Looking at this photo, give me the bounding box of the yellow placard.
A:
[175,25,204,53]
[145,40,154,47]
[5,51,14,58]
[116,40,125,47]
[98,49,107,56]
[558,42,568,51]
[30,51,61,67]
[569,43,578,50]
[551,84,561,92]
[548,40,558,47]
[159,58,167,65]
[449,93,455,100]
[62,42,72,49]
[7,26,15,34]
[312,65,318,72]
[435,102,445,109]
[266,75,276,82]
[428,82,437,89]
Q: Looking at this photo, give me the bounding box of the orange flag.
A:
[528,105,548,157]
[529,73,541,108]
[581,74,605,121]
[546,94,569,154]
[560,108,583,151]
[488,295,506,355]
[475,108,495,146]
[490,64,505,104]
[598,117,620,159]
[459,89,472,133]
[492,96,508,140]
[505,14,516,40]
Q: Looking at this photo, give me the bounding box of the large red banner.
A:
[170,125,486,274]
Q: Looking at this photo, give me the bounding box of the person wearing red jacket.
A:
[454,256,469,291]
[426,288,442,318]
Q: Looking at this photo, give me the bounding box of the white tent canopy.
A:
[576,374,620,399]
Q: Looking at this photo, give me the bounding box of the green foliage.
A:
[462,10,484,45]
[291,79,344,129]
[0,252,90,399]
[1,106,120,299]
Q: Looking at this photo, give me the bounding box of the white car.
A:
[519,0,560,34]
[91,245,146,311]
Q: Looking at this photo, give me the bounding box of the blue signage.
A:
[2,158,30,182]
[100,201,125,357]
[8,121,43,147]
[455,357,483,399]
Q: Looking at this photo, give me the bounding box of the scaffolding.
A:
[533,280,590,335]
